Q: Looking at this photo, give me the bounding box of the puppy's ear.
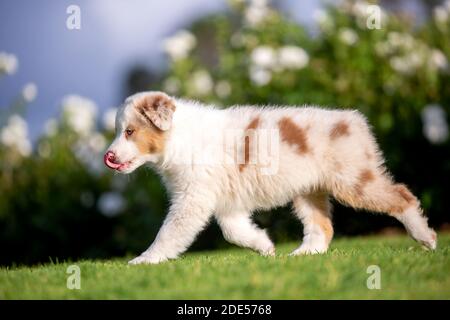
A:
[135,92,176,131]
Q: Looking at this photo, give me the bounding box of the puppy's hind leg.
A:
[290,193,333,255]
[332,172,437,250]
[216,212,275,256]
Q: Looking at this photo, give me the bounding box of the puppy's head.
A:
[104,91,175,174]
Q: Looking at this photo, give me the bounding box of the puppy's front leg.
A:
[129,195,213,265]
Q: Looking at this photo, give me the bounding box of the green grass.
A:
[1,234,449,299]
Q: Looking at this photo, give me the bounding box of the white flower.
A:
[215,80,232,98]
[162,30,197,61]
[381,34,447,75]
[244,5,270,27]
[98,192,125,217]
[313,9,327,24]
[352,1,370,18]
[88,132,107,154]
[433,6,448,24]
[244,0,270,27]
[429,49,448,72]
[313,9,333,31]
[338,28,359,46]
[378,32,432,76]
[389,57,410,74]
[389,32,415,50]
[250,0,269,6]
[249,65,271,86]
[278,46,309,70]
[422,104,449,144]
[351,2,386,29]
[0,115,32,157]
[0,52,18,75]
[37,141,51,158]
[73,133,106,175]
[22,82,38,103]
[163,77,181,94]
[44,118,58,137]
[377,32,414,57]
[191,70,213,96]
[102,107,117,132]
[251,46,277,69]
[390,54,423,75]
[62,95,98,136]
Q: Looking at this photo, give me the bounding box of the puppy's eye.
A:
[125,129,134,137]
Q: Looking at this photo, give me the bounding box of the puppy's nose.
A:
[104,151,119,169]
[104,151,115,162]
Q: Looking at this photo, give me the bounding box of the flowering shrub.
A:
[0,0,449,265]
[158,0,450,236]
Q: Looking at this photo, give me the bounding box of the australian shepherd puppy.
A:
[104,91,437,264]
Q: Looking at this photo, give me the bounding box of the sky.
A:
[0,0,422,139]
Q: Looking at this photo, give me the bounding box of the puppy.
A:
[104,91,437,264]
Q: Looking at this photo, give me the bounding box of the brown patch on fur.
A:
[315,213,334,243]
[387,184,418,215]
[331,172,420,216]
[311,196,334,242]
[294,193,334,243]
[330,120,350,140]
[140,93,176,113]
[395,184,416,204]
[239,117,260,172]
[127,117,165,155]
[278,117,310,155]
[360,169,375,184]
[354,169,375,194]
[135,92,176,131]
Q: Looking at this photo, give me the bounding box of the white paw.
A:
[253,237,276,256]
[417,229,437,251]
[128,253,167,265]
[289,243,328,256]
[397,208,437,250]
[259,245,276,257]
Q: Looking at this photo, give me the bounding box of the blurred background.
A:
[0,0,449,266]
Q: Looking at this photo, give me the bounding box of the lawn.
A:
[1,234,449,299]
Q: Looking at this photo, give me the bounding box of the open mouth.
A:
[104,153,134,172]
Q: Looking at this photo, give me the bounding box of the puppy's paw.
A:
[418,229,437,251]
[289,243,328,256]
[259,245,276,257]
[128,254,167,265]
[254,237,275,257]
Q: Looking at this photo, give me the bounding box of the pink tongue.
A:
[104,154,122,170]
